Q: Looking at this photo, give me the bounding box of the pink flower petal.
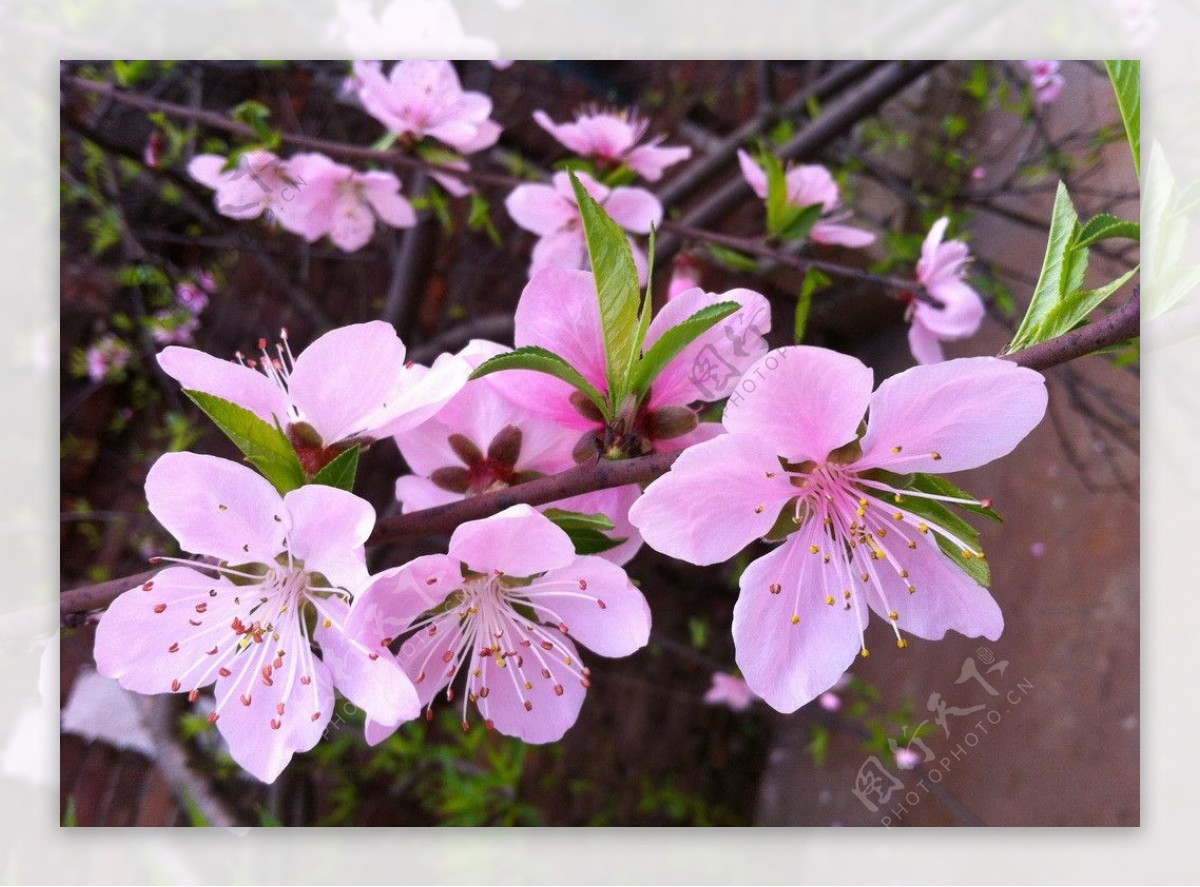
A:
[548,484,643,565]
[810,221,876,247]
[145,452,284,566]
[737,149,769,198]
[733,531,866,713]
[602,187,662,233]
[785,164,840,210]
[473,628,587,743]
[512,266,610,400]
[449,504,577,576]
[281,484,373,591]
[858,356,1048,474]
[907,319,947,365]
[186,154,227,189]
[157,346,291,429]
[866,532,1003,642]
[505,183,577,236]
[524,555,651,657]
[914,278,985,339]
[394,474,462,512]
[628,433,798,565]
[369,351,472,440]
[530,228,589,276]
[626,142,691,182]
[359,171,417,229]
[344,555,463,660]
[532,109,594,156]
[723,346,874,464]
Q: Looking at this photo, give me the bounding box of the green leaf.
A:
[567,528,626,555]
[794,269,830,343]
[231,100,280,150]
[541,508,616,533]
[1006,182,1082,352]
[567,171,642,405]
[763,150,792,235]
[1041,265,1140,336]
[1076,213,1139,249]
[907,473,1000,521]
[470,346,610,420]
[776,202,824,242]
[311,445,360,492]
[1104,60,1140,180]
[183,390,306,494]
[630,301,741,396]
[703,242,760,272]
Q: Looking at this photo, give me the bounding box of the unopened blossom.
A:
[737,150,875,248]
[85,334,131,382]
[908,217,986,365]
[505,171,662,282]
[629,347,1047,713]
[188,150,298,223]
[704,672,757,712]
[346,505,651,743]
[533,108,691,182]
[1022,60,1065,106]
[158,321,468,473]
[149,310,201,347]
[94,452,420,782]
[280,152,417,252]
[394,340,642,563]
[349,60,501,155]
[496,267,770,459]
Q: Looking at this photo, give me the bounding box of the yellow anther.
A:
[906,584,917,595]
[843,590,851,599]
[754,505,764,514]
[894,493,903,503]
[897,638,909,649]
[856,507,866,517]
[825,595,835,606]
[823,555,831,564]
[860,572,870,582]
[860,647,870,658]
[859,497,869,507]
[496,657,507,668]
[899,569,909,578]
[907,540,918,549]
[322,619,332,628]
[893,511,904,521]
[918,523,929,534]
[892,446,903,454]
[810,544,820,555]
[790,615,800,625]
[876,527,888,538]
[930,451,942,460]
[888,610,899,621]
[962,549,974,559]
[525,681,533,690]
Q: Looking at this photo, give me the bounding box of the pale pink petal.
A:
[214,645,334,783]
[645,286,772,409]
[857,356,1048,474]
[733,530,865,713]
[94,566,241,694]
[532,109,594,155]
[530,228,588,276]
[359,171,417,228]
[281,485,373,591]
[313,599,420,729]
[344,555,463,657]
[145,452,284,566]
[448,504,577,576]
[369,350,472,439]
[448,118,501,154]
[785,164,840,211]
[915,279,985,339]
[907,320,946,365]
[628,433,798,565]
[722,346,874,464]
[505,183,577,236]
[395,474,462,512]
[326,194,377,252]
[650,419,725,454]
[603,187,662,233]
[737,149,769,199]
[474,627,586,743]
[157,346,291,429]
[286,321,407,445]
[626,142,691,181]
[810,220,876,247]
[867,533,1003,642]
[513,266,610,393]
[524,555,650,657]
[186,154,228,189]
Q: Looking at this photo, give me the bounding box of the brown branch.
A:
[1001,290,1140,371]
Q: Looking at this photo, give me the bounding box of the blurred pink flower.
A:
[349,60,501,155]
[94,452,420,782]
[1022,60,1065,105]
[279,152,417,252]
[704,672,757,712]
[188,150,298,223]
[818,691,842,712]
[666,256,702,300]
[505,171,662,282]
[533,108,691,182]
[894,747,923,770]
[85,334,131,382]
[346,505,651,743]
[737,150,875,248]
[908,217,985,365]
[629,347,1047,712]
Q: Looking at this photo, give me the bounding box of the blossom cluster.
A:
[91,61,1047,785]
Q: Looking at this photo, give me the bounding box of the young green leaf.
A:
[541,508,617,533]
[1040,265,1140,336]
[907,473,1001,521]
[1104,60,1140,179]
[311,445,360,492]
[563,528,627,556]
[883,489,992,587]
[776,202,824,242]
[1076,213,1139,249]
[470,345,610,419]
[631,301,741,396]
[567,171,642,405]
[183,390,306,494]
[703,242,761,272]
[1006,181,1082,352]
[795,269,830,343]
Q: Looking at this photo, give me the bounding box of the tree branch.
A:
[1001,289,1139,371]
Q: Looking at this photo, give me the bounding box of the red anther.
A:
[554,684,564,696]
[167,642,179,653]
[241,694,252,706]
[188,689,199,703]
[148,556,162,563]
[258,337,268,350]
[425,576,437,585]
[300,675,311,685]
[218,667,232,677]
[189,619,202,627]
[523,700,533,712]
[195,602,207,613]
[368,652,379,661]
[461,720,470,732]
[442,650,454,663]
[416,671,426,684]
[262,664,273,679]
[208,712,220,724]
[485,719,495,731]
[262,676,273,687]
[769,583,782,595]
[170,679,181,692]
[541,668,551,679]
[311,712,321,722]
[154,603,167,614]
[479,687,490,698]
[273,657,283,669]
[276,703,285,715]
[446,688,455,702]
[142,581,154,591]
[581,677,593,689]
[381,637,393,647]
[270,719,281,730]
[425,709,434,722]
[541,640,554,650]
[558,622,570,634]
[597,599,607,610]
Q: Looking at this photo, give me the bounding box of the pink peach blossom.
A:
[533,108,691,182]
[908,217,986,365]
[345,505,651,743]
[505,171,662,282]
[737,150,875,248]
[629,347,1047,712]
[187,150,298,223]
[704,672,757,712]
[1022,60,1065,105]
[158,321,469,460]
[94,452,420,782]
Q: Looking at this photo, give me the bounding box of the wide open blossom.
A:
[532,108,692,182]
[158,321,468,473]
[394,339,642,564]
[505,171,662,282]
[1022,60,1065,106]
[279,152,417,252]
[188,150,298,223]
[345,505,651,743]
[628,347,1047,712]
[736,150,875,248]
[349,60,501,155]
[497,267,771,459]
[94,452,420,782]
[908,217,986,365]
